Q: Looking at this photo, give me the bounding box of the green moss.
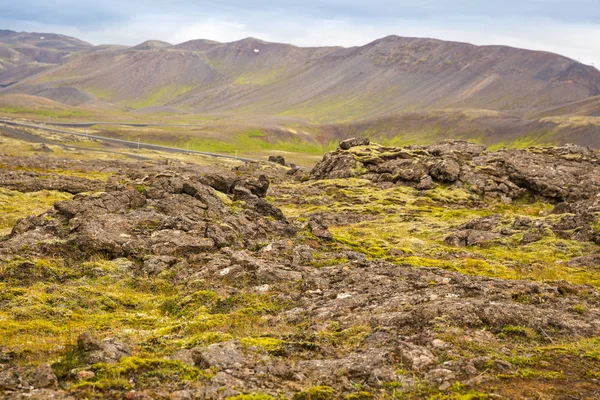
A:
[186,130,337,156]
[317,322,372,351]
[501,368,564,380]
[227,394,276,400]
[293,386,335,400]
[571,304,588,315]
[498,325,539,340]
[90,356,209,381]
[52,343,87,379]
[277,177,600,287]
[240,337,286,353]
[343,392,374,400]
[0,188,72,233]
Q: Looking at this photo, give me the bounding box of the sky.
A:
[1,0,599,66]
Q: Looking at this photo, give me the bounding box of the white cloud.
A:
[3,13,599,67]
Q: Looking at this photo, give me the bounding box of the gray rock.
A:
[192,341,246,370]
[416,175,435,190]
[430,158,461,182]
[143,256,177,275]
[292,245,314,265]
[339,137,370,150]
[0,369,21,390]
[77,332,130,365]
[29,363,57,389]
[268,155,286,165]
[308,216,333,240]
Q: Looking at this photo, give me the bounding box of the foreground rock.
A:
[1,171,292,261]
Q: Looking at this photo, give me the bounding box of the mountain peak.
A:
[130,40,172,50]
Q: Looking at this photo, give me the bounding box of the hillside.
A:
[2,35,599,121]
[533,95,600,118]
[0,30,93,91]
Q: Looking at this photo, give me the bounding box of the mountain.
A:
[1,34,598,121]
[0,30,93,91]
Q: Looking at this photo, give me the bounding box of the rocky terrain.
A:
[1,138,600,399]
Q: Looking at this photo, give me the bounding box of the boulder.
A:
[77,332,130,365]
[308,216,333,240]
[191,341,246,370]
[268,155,286,165]
[29,363,57,389]
[416,175,435,190]
[339,137,370,150]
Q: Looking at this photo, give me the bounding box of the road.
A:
[0,124,151,161]
[47,122,212,128]
[0,119,257,163]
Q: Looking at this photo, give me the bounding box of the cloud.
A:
[1,2,599,67]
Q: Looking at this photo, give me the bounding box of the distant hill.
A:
[0,31,599,148]
[1,34,598,121]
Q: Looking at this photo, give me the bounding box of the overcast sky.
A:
[2,0,599,66]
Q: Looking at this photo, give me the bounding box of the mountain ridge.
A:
[0,30,599,149]
[2,32,598,120]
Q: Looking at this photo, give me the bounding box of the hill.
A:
[2,35,599,120]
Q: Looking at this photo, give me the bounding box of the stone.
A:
[429,158,461,182]
[268,155,286,165]
[416,175,435,190]
[339,137,370,150]
[143,256,177,275]
[308,216,333,240]
[0,369,21,390]
[192,341,246,370]
[76,370,96,381]
[292,245,314,265]
[29,363,58,388]
[77,332,130,364]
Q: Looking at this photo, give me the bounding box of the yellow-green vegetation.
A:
[227,394,276,400]
[274,178,600,287]
[0,188,72,234]
[84,86,114,100]
[487,130,558,151]
[240,337,286,353]
[0,106,89,118]
[0,163,113,181]
[293,386,335,400]
[317,322,372,351]
[127,84,200,109]
[235,67,286,86]
[0,256,286,355]
[187,129,337,156]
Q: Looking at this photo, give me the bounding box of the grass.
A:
[235,67,286,86]
[127,84,200,109]
[187,129,337,156]
[0,106,89,118]
[0,188,72,234]
[0,256,296,366]
[274,178,600,287]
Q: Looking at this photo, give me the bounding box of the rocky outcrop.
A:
[311,140,600,202]
[1,171,292,260]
